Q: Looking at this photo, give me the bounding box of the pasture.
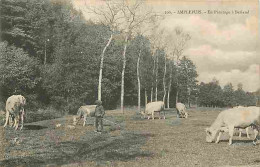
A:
[0,107,259,167]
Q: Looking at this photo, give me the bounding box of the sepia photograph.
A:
[0,0,259,166]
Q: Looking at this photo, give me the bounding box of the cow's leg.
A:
[73,116,80,126]
[152,112,154,120]
[238,129,242,138]
[228,125,234,145]
[20,110,24,130]
[4,111,10,128]
[9,115,13,127]
[15,116,19,130]
[13,116,17,128]
[253,127,258,141]
[176,109,180,118]
[163,110,165,119]
[216,131,222,143]
[83,115,86,126]
[11,115,16,127]
[245,127,250,139]
[252,128,259,145]
[73,116,77,125]
[158,111,161,119]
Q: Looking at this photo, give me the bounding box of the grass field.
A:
[0,107,259,167]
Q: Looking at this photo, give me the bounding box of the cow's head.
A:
[205,127,217,143]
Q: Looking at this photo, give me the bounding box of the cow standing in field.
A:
[141,101,165,120]
[206,106,260,145]
[216,126,251,143]
[3,95,26,130]
[176,103,188,118]
[73,105,96,126]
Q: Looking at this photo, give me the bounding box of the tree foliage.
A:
[5,0,257,116]
[198,81,256,107]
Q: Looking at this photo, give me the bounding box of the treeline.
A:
[197,79,258,108]
[0,0,198,113]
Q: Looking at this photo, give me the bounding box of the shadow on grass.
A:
[0,131,153,167]
[23,125,48,130]
[218,139,256,145]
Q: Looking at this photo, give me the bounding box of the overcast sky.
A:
[73,0,259,92]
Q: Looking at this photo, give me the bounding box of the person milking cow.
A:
[94,100,105,133]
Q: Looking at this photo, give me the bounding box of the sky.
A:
[73,0,260,92]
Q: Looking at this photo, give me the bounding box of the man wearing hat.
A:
[94,100,105,133]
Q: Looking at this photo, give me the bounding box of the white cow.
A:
[3,95,26,130]
[216,126,251,143]
[141,101,165,120]
[176,103,188,118]
[73,105,96,126]
[206,106,260,145]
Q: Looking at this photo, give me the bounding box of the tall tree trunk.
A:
[167,62,173,108]
[175,55,180,105]
[163,54,167,104]
[121,35,129,113]
[196,97,198,108]
[145,88,147,110]
[44,39,47,65]
[176,91,179,104]
[150,50,156,102]
[98,33,113,101]
[155,55,158,101]
[137,44,142,113]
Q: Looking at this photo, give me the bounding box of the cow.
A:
[176,103,188,118]
[141,101,165,120]
[73,105,96,126]
[206,106,260,145]
[215,126,252,144]
[3,95,26,130]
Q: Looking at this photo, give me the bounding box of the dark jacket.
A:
[95,100,105,117]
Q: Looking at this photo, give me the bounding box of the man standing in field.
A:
[94,100,105,133]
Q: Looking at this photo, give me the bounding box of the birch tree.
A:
[119,0,154,113]
[148,20,161,102]
[84,1,123,101]
[172,27,191,104]
[148,28,166,102]
[136,40,143,112]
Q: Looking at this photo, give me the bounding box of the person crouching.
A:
[94,100,105,133]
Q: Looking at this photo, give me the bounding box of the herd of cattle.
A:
[1,95,260,145]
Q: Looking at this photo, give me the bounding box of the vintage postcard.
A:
[0,0,259,166]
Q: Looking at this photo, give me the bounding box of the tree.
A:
[233,83,256,106]
[223,83,235,107]
[147,18,163,102]
[83,1,123,101]
[198,79,223,107]
[172,27,191,104]
[178,56,198,107]
[0,42,40,102]
[118,0,154,113]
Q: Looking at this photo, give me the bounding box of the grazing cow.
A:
[206,106,260,145]
[141,101,165,120]
[73,105,96,126]
[3,95,26,130]
[176,103,188,118]
[215,126,252,143]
